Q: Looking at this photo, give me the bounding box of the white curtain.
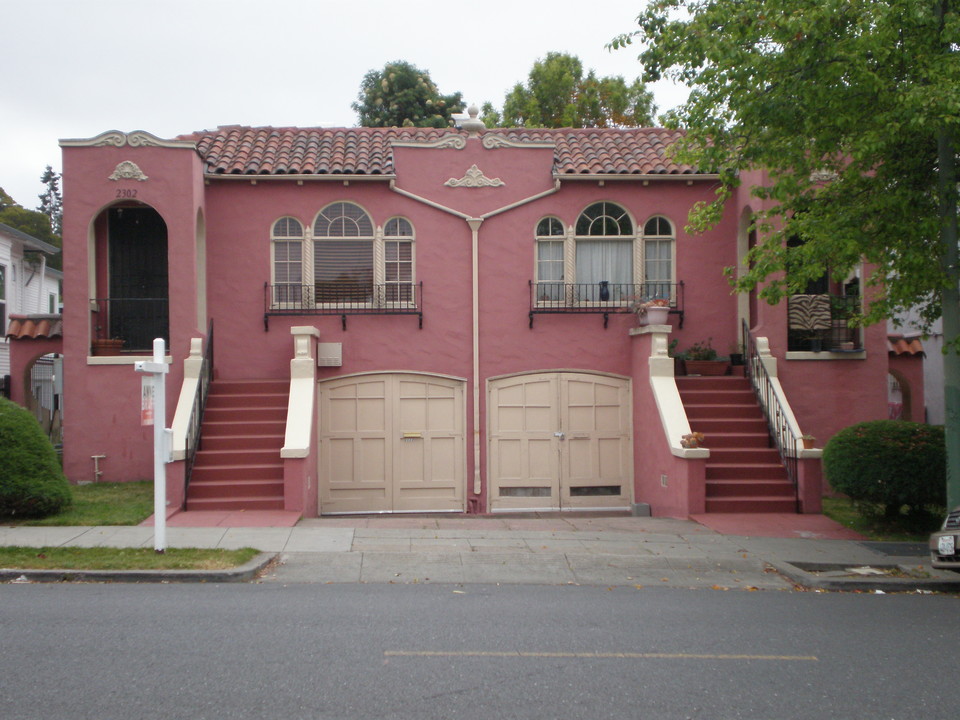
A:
[576,240,632,292]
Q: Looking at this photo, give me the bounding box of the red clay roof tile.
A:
[887,334,924,355]
[181,126,699,177]
[5,314,63,340]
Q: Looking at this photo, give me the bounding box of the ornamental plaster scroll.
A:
[391,134,467,150]
[108,161,149,182]
[444,164,504,188]
[481,134,556,150]
[59,130,197,149]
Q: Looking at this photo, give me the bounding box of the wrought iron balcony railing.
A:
[264,282,422,330]
[528,281,684,328]
[90,297,169,353]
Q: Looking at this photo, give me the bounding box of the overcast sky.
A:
[1,0,686,210]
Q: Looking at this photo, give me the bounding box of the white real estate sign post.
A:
[134,338,172,552]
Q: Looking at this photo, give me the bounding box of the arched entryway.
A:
[90,204,168,353]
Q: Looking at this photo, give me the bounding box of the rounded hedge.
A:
[823,420,945,514]
[0,397,72,517]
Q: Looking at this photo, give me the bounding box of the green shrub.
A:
[0,398,72,517]
[823,420,945,516]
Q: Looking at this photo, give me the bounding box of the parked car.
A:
[929,506,960,572]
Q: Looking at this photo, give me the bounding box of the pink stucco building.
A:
[16,110,922,519]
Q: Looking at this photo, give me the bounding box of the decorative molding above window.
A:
[444,164,504,188]
[60,130,196,150]
[108,161,149,182]
[392,134,466,150]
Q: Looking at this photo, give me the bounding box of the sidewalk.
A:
[3,512,958,591]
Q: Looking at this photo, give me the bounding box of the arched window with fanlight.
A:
[642,215,675,301]
[271,216,304,306]
[313,201,375,303]
[535,216,566,302]
[574,202,635,302]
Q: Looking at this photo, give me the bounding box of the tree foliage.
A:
[39,165,62,236]
[613,0,959,328]
[353,60,463,128]
[488,52,656,128]
[614,0,960,506]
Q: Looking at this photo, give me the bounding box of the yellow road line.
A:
[384,651,817,661]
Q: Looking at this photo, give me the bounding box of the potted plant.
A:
[633,297,671,326]
[800,434,815,449]
[681,338,730,376]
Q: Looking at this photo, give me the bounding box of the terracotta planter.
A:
[91,339,124,356]
[684,360,729,376]
[802,437,815,450]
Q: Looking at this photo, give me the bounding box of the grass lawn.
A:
[0,546,260,571]
[822,496,943,542]
[4,481,154,527]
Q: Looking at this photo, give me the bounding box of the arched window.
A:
[642,215,675,300]
[271,216,304,305]
[535,216,565,301]
[383,217,415,303]
[313,202,375,303]
[575,202,635,301]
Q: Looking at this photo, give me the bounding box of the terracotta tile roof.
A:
[181,126,699,177]
[887,333,924,356]
[5,314,63,340]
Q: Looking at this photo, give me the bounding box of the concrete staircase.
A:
[185,379,287,511]
[677,375,797,513]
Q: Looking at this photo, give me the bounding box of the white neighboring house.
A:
[0,222,61,380]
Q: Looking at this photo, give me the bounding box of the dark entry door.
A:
[108,207,168,351]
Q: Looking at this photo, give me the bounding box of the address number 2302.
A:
[116,188,138,199]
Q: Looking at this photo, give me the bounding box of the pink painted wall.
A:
[56,132,906,515]
[60,142,205,484]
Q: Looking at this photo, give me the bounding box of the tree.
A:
[0,186,16,213]
[353,61,463,128]
[612,0,960,506]
[38,166,62,236]
[489,52,656,128]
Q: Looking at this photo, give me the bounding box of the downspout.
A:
[390,172,562,511]
[466,218,483,500]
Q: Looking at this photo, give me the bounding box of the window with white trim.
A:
[314,202,375,303]
[269,203,417,310]
[271,217,304,305]
[643,216,675,300]
[383,217,414,303]
[575,202,634,302]
[535,216,565,301]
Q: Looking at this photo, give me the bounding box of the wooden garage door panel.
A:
[320,374,465,514]
[490,373,631,511]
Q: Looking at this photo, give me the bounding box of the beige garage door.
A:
[319,374,465,514]
[488,372,632,512]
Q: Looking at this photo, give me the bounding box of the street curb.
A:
[771,560,960,593]
[0,552,277,584]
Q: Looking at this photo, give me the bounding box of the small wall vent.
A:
[317,342,342,367]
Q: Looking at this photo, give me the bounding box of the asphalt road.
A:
[1,582,956,720]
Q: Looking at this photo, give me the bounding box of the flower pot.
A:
[641,306,670,325]
[91,339,124,356]
[684,360,729,376]
[802,437,815,450]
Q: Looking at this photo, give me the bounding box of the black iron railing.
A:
[264,282,422,331]
[184,320,214,493]
[787,293,862,352]
[529,281,684,328]
[90,297,169,352]
[742,320,799,511]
